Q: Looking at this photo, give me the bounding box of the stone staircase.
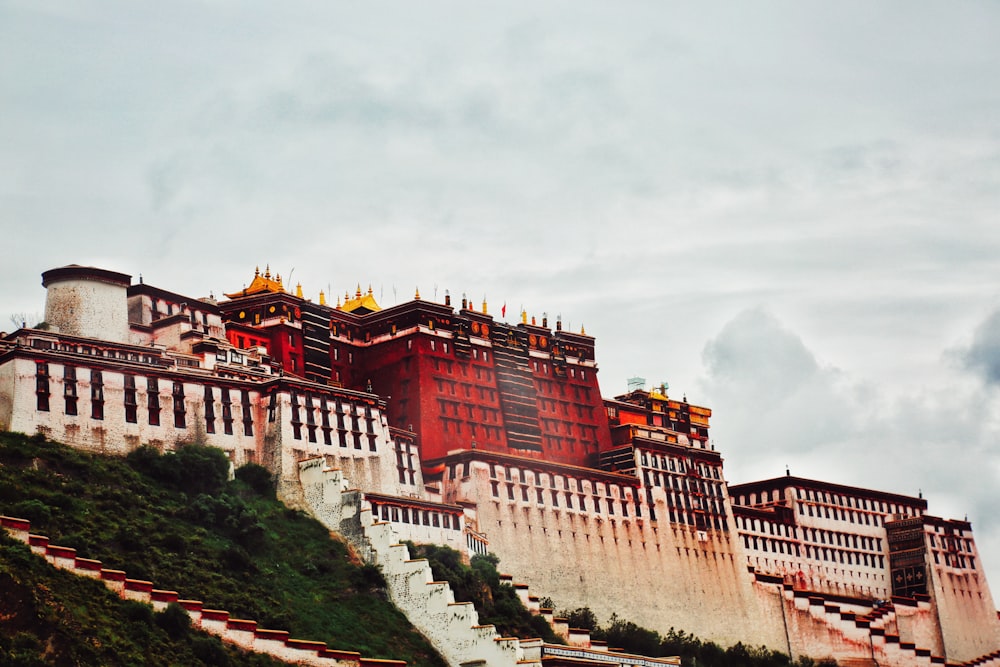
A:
[754,572,1000,667]
[298,458,543,667]
[0,515,406,667]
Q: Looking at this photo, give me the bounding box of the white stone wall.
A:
[0,355,267,461]
[925,526,1000,661]
[441,459,785,651]
[271,390,416,505]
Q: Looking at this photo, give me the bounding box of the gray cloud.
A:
[960,309,1000,386]
[4,0,1000,593]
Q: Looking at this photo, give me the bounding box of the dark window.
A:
[241,390,253,436]
[290,391,302,440]
[90,369,104,419]
[221,388,234,435]
[35,362,50,411]
[123,374,137,423]
[172,382,186,428]
[147,377,160,425]
[204,386,215,434]
[267,392,277,423]
[64,365,78,415]
[305,393,316,442]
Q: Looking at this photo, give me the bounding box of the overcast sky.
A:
[3,1,1000,608]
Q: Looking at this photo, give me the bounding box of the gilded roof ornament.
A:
[342,283,382,314]
[224,265,290,299]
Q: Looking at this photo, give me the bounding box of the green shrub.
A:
[235,463,276,497]
[155,603,191,640]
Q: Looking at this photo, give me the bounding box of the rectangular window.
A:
[35,362,50,412]
[305,393,317,442]
[123,374,137,423]
[241,390,253,436]
[320,397,332,445]
[204,386,215,433]
[221,388,234,434]
[64,365,78,415]
[290,391,302,440]
[90,369,104,419]
[267,392,277,422]
[172,381,186,428]
[147,377,160,426]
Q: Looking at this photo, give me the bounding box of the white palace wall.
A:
[440,458,787,650]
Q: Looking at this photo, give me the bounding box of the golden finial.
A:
[276,273,282,286]
[265,264,271,279]
[581,324,586,335]
[296,282,303,298]
[356,283,362,299]
[521,309,528,324]
[482,297,488,314]
[415,287,421,300]
[367,284,373,295]
[255,265,260,277]
[335,294,341,309]
[319,290,326,306]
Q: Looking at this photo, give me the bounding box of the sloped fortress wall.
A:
[439,456,785,650]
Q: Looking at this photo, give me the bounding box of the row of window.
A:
[393,438,418,486]
[667,507,726,531]
[640,450,723,480]
[735,514,795,538]
[933,551,975,569]
[489,480,643,518]
[289,392,377,449]
[928,533,974,553]
[798,501,891,526]
[788,488,921,517]
[438,417,504,442]
[372,503,461,530]
[36,362,256,433]
[664,490,725,517]
[30,339,159,365]
[489,463,628,498]
[741,533,888,569]
[437,397,502,422]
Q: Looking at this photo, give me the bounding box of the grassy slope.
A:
[0,431,446,667]
[0,533,284,666]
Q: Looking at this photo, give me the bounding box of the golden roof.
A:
[224,265,286,299]
[341,284,381,314]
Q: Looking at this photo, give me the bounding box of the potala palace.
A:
[2,263,999,666]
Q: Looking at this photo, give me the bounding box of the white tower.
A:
[41,265,131,343]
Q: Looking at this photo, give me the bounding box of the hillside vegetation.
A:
[0,431,446,667]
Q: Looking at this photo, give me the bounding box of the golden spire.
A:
[264,264,271,279]
[581,324,586,335]
[521,309,528,324]
[223,265,288,299]
[295,282,303,298]
[356,283,362,299]
[482,297,487,314]
[319,290,326,306]
[415,287,421,300]
[367,284,373,295]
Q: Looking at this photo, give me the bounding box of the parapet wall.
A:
[0,515,405,667]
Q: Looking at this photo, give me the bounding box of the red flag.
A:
[501,303,506,318]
